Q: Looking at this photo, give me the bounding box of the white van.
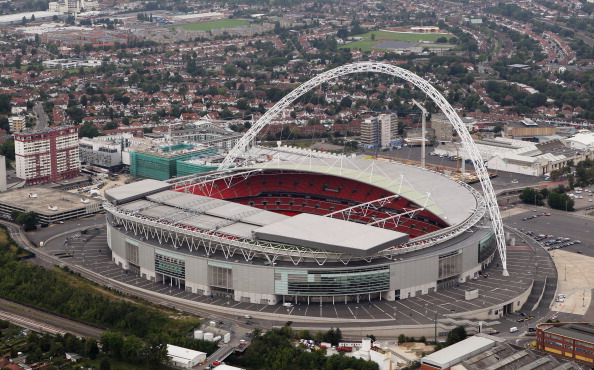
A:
[510,327,519,333]
[282,303,293,308]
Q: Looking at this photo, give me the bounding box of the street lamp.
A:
[355,306,359,319]
[434,312,438,344]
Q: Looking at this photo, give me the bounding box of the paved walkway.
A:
[550,249,593,316]
[39,226,538,327]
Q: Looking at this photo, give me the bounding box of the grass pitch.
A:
[340,30,452,52]
[180,19,250,31]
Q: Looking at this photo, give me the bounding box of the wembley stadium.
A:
[104,154,498,306]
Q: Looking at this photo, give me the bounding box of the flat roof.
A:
[0,187,101,215]
[254,213,409,256]
[422,336,496,369]
[105,179,171,204]
[547,324,594,344]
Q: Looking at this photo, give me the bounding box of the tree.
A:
[84,338,99,359]
[519,187,543,206]
[547,191,574,211]
[79,122,100,138]
[339,96,352,108]
[445,326,467,346]
[66,107,85,123]
[371,33,376,41]
[337,28,348,39]
[15,211,38,230]
[31,14,35,21]
[22,16,27,25]
[99,357,111,370]
[493,125,503,134]
[103,121,118,130]
[0,94,11,115]
[101,332,124,359]
[436,36,448,43]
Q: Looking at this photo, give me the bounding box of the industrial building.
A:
[435,137,590,176]
[422,333,580,370]
[165,344,206,369]
[361,113,398,148]
[0,11,62,26]
[566,130,594,151]
[0,187,101,224]
[15,126,80,185]
[536,323,594,365]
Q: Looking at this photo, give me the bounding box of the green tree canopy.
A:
[519,187,544,206]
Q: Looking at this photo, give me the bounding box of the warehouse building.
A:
[536,323,594,365]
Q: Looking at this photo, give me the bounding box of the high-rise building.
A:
[8,116,25,133]
[432,113,453,144]
[15,126,80,185]
[66,0,81,13]
[361,113,398,148]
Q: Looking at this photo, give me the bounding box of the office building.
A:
[15,126,80,185]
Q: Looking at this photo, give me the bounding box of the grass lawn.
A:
[340,30,452,52]
[180,19,250,31]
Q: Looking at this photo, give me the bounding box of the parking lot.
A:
[506,207,593,256]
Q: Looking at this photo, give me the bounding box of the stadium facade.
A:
[104,155,497,306]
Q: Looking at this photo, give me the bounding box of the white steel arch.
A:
[220,61,508,276]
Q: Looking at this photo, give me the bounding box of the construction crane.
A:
[411,99,428,168]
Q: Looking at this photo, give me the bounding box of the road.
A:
[0,297,104,339]
[33,102,48,130]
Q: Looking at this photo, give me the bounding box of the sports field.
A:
[340,30,452,52]
[180,19,250,31]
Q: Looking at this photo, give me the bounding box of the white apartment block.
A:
[8,116,25,133]
[361,113,398,148]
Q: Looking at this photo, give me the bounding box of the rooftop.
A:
[546,323,594,344]
[166,344,205,364]
[422,335,496,369]
[0,187,101,215]
[105,179,172,205]
[255,213,409,256]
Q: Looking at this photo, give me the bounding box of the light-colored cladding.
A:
[107,222,488,305]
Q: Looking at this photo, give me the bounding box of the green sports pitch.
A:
[179,19,250,31]
[340,30,452,52]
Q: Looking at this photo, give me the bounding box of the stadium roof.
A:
[105,179,171,204]
[254,213,409,256]
[114,188,409,254]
